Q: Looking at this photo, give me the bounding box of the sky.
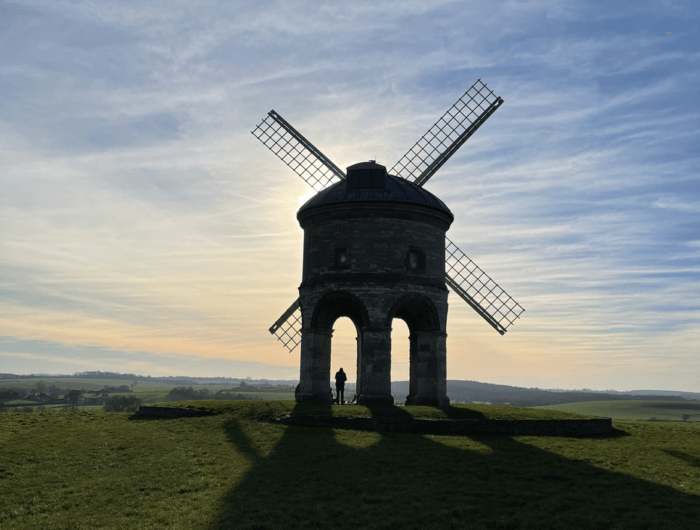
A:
[1,0,698,392]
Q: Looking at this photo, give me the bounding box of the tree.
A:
[166,386,211,402]
[0,390,19,406]
[35,381,47,394]
[682,414,692,422]
[214,389,254,401]
[66,390,83,407]
[103,396,142,412]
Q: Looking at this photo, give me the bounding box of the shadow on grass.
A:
[209,403,699,530]
[128,412,218,422]
[441,404,490,419]
[663,450,700,469]
[365,402,415,421]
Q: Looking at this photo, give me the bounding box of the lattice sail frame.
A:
[445,237,524,335]
[253,80,523,351]
[390,79,503,187]
[252,110,345,192]
[268,299,302,352]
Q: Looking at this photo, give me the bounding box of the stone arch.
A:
[310,290,370,333]
[385,293,441,332]
[297,291,369,404]
[386,293,448,406]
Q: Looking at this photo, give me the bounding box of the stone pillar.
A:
[411,331,449,406]
[297,327,334,404]
[435,331,448,406]
[355,334,363,398]
[357,326,394,406]
[406,333,419,405]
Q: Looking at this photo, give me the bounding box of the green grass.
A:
[1,400,699,529]
[533,400,700,422]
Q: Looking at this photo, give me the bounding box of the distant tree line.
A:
[68,371,298,387]
[166,386,260,402]
[389,381,700,407]
[103,396,142,412]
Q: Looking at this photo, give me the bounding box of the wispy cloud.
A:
[1,0,698,390]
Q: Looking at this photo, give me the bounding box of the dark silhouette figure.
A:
[335,368,347,404]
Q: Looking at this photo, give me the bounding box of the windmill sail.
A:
[258,79,523,351]
[390,79,503,187]
[252,110,345,192]
[268,298,302,352]
[445,237,524,335]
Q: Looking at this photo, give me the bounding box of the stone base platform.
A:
[136,406,215,418]
[273,414,613,437]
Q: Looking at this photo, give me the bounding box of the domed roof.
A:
[298,161,453,217]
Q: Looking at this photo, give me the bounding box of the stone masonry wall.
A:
[295,198,454,406]
[299,203,451,287]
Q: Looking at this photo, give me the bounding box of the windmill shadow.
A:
[437,404,488,420]
[208,404,699,529]
[663,449,700,469]
[364,402,414,421]
[365,403,488,421]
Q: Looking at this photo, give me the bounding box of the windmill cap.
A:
[347,160,384,170]
[346,161,387,190]
[297,161,453,219]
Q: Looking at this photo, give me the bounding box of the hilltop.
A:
[3,372,698,407]
[1,400,699,529]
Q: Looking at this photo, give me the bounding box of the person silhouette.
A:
[334,368,347,404]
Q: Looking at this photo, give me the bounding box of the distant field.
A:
[532,400,700,421]
[1,400,699,529]
[0,378,295,408]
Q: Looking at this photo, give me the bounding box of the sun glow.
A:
[298,187,318,206]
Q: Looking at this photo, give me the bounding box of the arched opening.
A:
[386,294,446,406]
[298,291,369,404]
[330,316,358,402]
[391,318,411,403]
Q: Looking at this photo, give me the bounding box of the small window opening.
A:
[406,248,425,272]
[334,248,348,268]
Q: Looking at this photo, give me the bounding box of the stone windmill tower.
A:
[252,79,524,406]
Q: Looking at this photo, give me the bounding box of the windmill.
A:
[252,79,524,405]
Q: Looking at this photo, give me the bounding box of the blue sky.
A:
[1,0,698,391]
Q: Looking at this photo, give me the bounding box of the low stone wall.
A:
[136,406,212,418]
[273,414,613,436]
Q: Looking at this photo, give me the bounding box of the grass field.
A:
[532,400,700,422]
[1,400,699,529]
